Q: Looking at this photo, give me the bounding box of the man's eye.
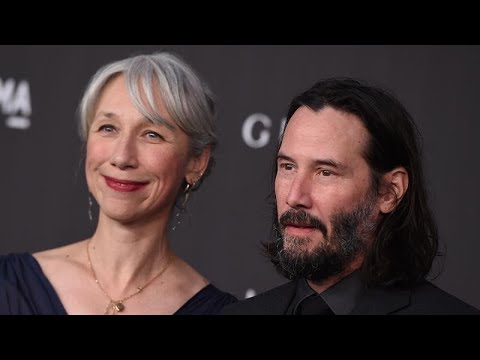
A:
[280,163,294,171]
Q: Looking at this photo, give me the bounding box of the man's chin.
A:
[282,235,327,254]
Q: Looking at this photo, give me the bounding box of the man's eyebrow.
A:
[277,152,345,170]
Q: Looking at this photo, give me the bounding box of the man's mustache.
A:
[279,209,327,237]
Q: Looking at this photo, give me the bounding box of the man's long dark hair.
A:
[265,78,440,288]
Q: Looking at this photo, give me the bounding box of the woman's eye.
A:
[99,124,115,133]
[146,131,164,140]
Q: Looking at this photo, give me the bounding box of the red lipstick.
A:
[104,176,148,192]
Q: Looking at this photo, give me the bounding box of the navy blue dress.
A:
[0,253,237,315]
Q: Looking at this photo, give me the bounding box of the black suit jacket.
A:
[221,279,479,315]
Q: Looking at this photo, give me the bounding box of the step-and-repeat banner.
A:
[1,45,479,309]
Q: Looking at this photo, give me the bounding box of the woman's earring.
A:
[172,181,195,231]
[181,183,191,209]
[88,196,93,222]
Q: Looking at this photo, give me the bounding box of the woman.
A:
[0,52,237,314]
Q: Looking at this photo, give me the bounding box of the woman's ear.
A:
[378,167,409,214]
[186,146,211,185]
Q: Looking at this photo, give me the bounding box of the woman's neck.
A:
[87,213,173,297]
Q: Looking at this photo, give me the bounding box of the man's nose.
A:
[286,172,313,209]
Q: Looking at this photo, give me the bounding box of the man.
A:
[223,78,478,315]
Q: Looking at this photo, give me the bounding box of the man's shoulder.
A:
[358,280,480,315]
[404,281,480,315]
[220,281,296,315]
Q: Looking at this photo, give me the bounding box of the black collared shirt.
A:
[286,271,365,315]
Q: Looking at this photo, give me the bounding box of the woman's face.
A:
[85,74,205,225]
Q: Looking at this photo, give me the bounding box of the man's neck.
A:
[307,258,363,294]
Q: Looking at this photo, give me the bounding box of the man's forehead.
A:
[281,107,368,159]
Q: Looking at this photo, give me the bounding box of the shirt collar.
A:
[288,271,365,315]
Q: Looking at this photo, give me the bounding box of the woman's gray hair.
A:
[78,52,217,177]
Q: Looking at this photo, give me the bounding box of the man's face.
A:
[273,106,381,281]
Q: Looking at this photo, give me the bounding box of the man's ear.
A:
[378,167,409,214]
[185,146,211,185]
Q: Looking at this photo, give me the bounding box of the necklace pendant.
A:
[104,301,125,315]
[113,302,125,312]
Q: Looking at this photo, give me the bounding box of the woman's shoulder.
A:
[169,258,238,315]
[33,240,87,265]
[0,252,37,278]
[33,240,88,281]
[175,284,238,315]
[0,252,66,314]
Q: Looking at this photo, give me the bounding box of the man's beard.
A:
[265,193,377,282]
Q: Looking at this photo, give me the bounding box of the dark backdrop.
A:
[1,45,478,309]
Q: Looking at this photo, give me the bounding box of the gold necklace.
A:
[86,240,172,315]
